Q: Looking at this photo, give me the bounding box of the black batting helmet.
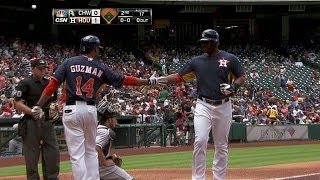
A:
[199,29,219,43]
[80,35,102,53]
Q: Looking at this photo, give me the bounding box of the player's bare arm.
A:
[96,145,114,167]
[123,75,150,86]
[156,73,184,85]
[233,75,246,90]
[14,100,34,116]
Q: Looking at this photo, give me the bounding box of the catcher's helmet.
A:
[97,98,120,119]
[199,29,219,42]
[80,35,102,53]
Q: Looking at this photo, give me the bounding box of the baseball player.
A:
[35,35,157,180]
[155,29,246,180]
[96,96,134,180]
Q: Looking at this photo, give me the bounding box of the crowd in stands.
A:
[0,36,320,131]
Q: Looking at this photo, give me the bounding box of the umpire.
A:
[14,58,60,180]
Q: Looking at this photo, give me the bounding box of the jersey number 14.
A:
[76,76,94,98]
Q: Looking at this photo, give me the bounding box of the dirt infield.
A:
[1,140,320,179]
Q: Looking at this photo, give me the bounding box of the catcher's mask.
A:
[97,98,120,124]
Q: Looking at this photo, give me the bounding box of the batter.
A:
[154,29,246,180]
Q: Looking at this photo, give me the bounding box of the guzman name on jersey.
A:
[70,65,103,78]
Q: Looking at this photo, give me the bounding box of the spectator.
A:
[292,106,305,124]
[175,112,186,144]
[249,69,259,79]
[311,70,318,80]
[0,71,5,90]
[0,94,7,104]
[1,35,320,128]
[275,74,281,87]
[280,75,286,88]
[286,76,294,92]
[8,123,22,154]
[279,66,286,75]
[1,100,13,117]
[159,87,169,103]
[172,56,179,64]
[266,105,279,125]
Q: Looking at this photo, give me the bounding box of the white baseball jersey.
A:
[96,125,134,180]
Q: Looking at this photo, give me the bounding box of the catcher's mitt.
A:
[112,154,123,167]
[49,102,60,123]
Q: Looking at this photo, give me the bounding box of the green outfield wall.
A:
[1,120,320,152]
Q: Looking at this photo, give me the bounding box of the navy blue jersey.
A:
[178,51,245,100]
[53,56,125,103]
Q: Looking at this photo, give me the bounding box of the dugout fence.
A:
[2,119,320,154]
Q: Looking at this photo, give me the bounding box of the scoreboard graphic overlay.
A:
[52,8,152,25]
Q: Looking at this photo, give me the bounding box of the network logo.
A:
[56,10,67,17]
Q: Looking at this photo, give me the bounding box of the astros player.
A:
[96,96,134,180]
[155,29,245,180]
[35,35,157,180]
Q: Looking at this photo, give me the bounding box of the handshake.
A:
[148,72,168,86]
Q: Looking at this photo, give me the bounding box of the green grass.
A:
[1,144,320,176]
[0,161,72,177]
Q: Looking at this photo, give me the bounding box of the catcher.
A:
[96,96,134,180]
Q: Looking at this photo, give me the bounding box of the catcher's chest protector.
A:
[98,126,112,157]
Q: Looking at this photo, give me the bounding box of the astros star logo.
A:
[218,58,229,67]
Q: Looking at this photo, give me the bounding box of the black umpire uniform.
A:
[14,59,60,180]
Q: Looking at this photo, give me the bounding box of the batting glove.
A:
[220,83,236,96]
[148,77,158,85]
[31,106,45,120]
[148,71,158,85]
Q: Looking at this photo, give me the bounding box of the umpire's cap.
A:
[80,35,103,53]
[199,29,219,42]
[31,58,48,68]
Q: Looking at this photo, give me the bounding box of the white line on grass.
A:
[274,173,320,180]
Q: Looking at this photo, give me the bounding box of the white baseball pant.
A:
[192,99,232,180]
[62,102,99,180]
